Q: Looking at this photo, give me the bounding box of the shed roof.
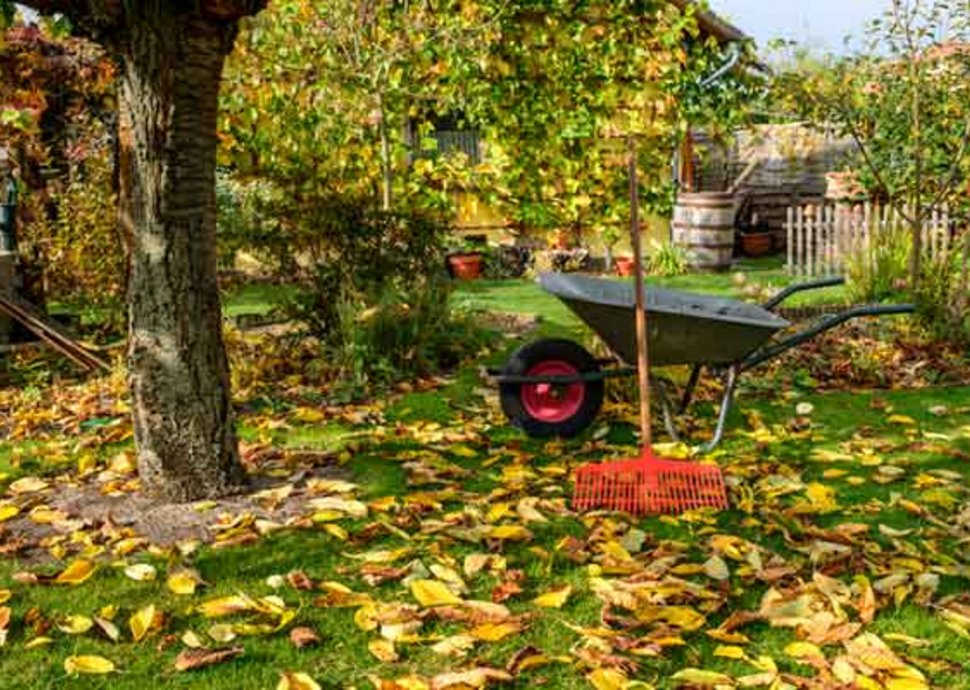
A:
[670,0,748,43]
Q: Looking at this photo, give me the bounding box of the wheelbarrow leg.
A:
[701,365,739,453]
[679,364,704,414]
[652,376,683,444]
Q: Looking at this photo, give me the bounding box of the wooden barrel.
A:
[671,192,736,271]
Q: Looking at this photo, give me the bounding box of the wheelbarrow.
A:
[490,273,915,450]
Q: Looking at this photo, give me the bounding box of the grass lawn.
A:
[0,263,968,689]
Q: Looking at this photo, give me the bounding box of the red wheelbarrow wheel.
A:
[500,338,604,438]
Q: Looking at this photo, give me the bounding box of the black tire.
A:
[499,338,604,438]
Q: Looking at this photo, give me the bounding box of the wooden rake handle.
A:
[628,138,652,448]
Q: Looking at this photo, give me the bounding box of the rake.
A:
[572,139,728,515]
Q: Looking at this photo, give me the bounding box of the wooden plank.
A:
[0,293,109,372]
[786,205,794,274]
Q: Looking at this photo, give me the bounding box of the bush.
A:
[328,279,492,389]
[913,234,970,344]
[275,195,490,389]
[483,246,532,279]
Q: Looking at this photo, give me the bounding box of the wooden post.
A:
[786,205,794,275]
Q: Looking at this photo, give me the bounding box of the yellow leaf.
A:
[885,678,929,690]
[9,477,49,494]
[124,563,157,582]
[129,604,156,642]
[635,606,706,631]
[450,444,478,458]
[369,638,399,662]
[714,645,746,659]
[0,504,19,522]
[785,641,823,660]
[55,558,96,586]
[431,633,476,657]
[307,497,368,518]
[470,621,521,641]
[409,579,462,607]
[167,570,199,596]
[703,556,730,581]
[57,615,94,635]
[887,414,917,425]
[669,668,733,686]
[208,623,237,643]
[64,655,115,675]
[486,525,533,541]
[182,630,205,648]
[586,668,628,690]
[277,671,322,690]
[24,636,53,649]
[533,585,572,609]
[198,594,253,618]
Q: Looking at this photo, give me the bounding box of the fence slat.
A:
[786,206,794,275]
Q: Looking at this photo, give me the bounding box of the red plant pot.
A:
[740,233,773,258]
[448,253,484,280]
[614,256,636,277]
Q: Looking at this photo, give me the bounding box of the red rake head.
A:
[573,449,727,515]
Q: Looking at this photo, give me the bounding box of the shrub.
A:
[912,234,970,344]
[483,246,532,279]
[273,195,491,389]
[646,241,688,277]
[845,221,910,303]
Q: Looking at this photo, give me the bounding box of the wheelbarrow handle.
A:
[740,303,916,372]
[762,276,846,311]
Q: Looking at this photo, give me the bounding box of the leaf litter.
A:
[0,326,969,687]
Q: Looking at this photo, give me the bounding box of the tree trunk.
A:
[121,10,246,501]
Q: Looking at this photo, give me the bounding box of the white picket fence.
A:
[786,202,953,277]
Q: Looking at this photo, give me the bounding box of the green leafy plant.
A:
[912,234,970,344]
[844,220,911,303]
[646,240,688,278]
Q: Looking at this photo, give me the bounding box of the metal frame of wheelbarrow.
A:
[489,276,915,450]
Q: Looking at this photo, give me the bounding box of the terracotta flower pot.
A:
[740,232,773,258]
[614,256,636,277]
[447,252,484,280]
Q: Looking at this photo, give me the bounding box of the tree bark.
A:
[120,9,245,501]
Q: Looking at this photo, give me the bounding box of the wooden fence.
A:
[785,202,953,277]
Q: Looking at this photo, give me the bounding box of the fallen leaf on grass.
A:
[55,558,96,585]
[289,626,321,648]
[533,585,572,609]
[410,579,462,606]
[173,645,244,672]
[670,668,733,686]
[469,620,521,641]
[124,563,157,582]
[277,671,321,690]
[167,569,202,595]
[57,614,94,635]
[369,638,400,662]
[586,668,629,690]
[430,667,511,689]
[64,655,115,675]
[432,634,476,657]
[130,604,158,642]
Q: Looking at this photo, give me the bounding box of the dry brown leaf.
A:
[430,667,512,690]
[289,626,321,649]
[173,646,244,672]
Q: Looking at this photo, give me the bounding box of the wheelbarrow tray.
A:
[540,273,790,366]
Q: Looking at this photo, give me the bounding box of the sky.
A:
[709,0,889,53]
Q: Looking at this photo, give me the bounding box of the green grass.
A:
[222,283,299,319]
[1,260,969,689]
